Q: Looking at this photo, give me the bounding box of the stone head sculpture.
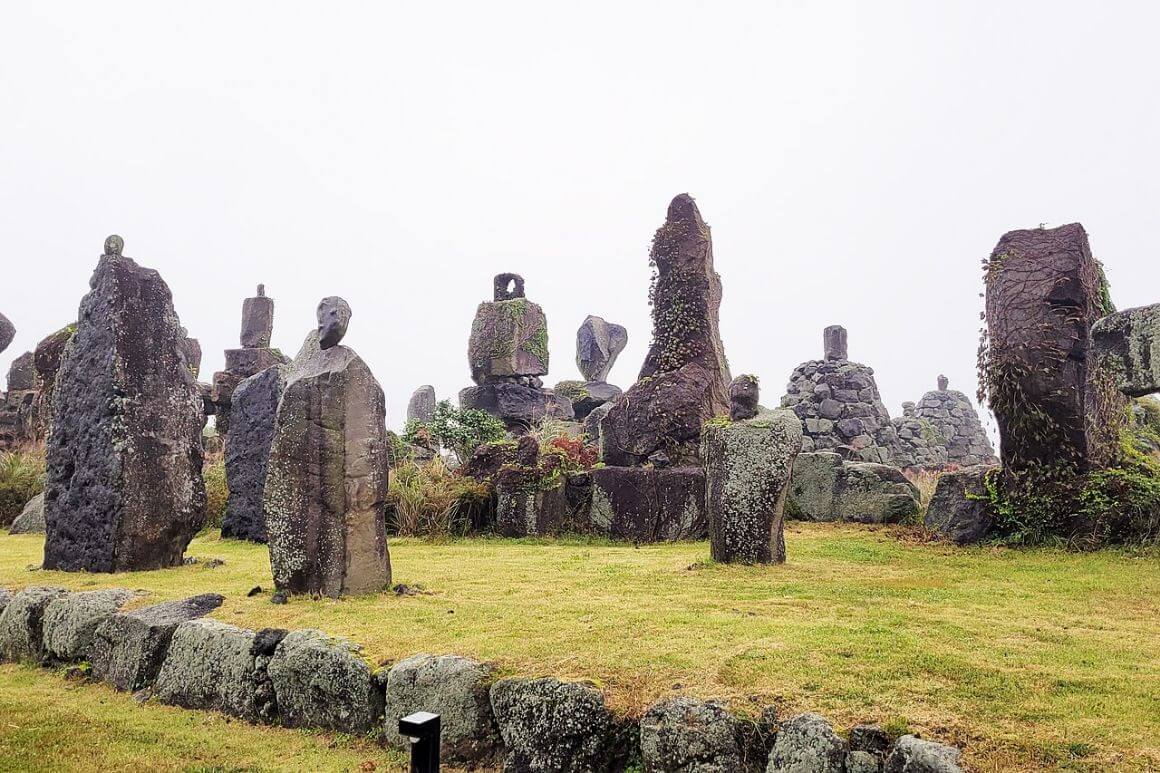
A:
[902,401,916,418]
[494,273,525,301]
[316,296,352,350]
[937,374,949,391]
[104,235,124,257]
[729,374,760,421]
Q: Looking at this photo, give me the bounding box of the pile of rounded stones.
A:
[0,585,965,772]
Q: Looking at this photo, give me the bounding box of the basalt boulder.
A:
[787,453,920,524]
[640,697,751,773]
[576,315,628,383]
[222,365,287,543]
[8,492,45,534]
[766,713,847,773]
[267,628,382,734]
[43,245,206,572]
[407,384,437,424]
[41,588,136,663]
[924,465,998,544]
[0,586,68,663]
[1092,303,1160,398]
[154,619,264,722]
[589,466,707,542]
[459,381,573,433]
[468,293,550,384]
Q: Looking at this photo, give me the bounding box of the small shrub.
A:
[405,401,506,464]
[202,452,228,529]
[388,458,492,538]
[0,444,46,527]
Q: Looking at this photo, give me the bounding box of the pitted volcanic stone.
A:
[884,735,964,772]
[766,713,847,773]
[589,466,707,542]
[222,365,286,543]
[924,465,998,544]
[576,315,628,383]
[0,313,13,354]
[0,586,68,662]
[640,697,748,772]
[41,588,135,662]
[406,385,437,423]
[267,629,382,734]
[155,619,262,721]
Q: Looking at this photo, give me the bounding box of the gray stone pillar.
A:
[823,325,847,361]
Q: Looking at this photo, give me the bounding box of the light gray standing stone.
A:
[154,619,263,721]
[883,735,964,773]
[766,713,847,773]
[41,588,135,663]
[90,593,224,691]
[384,654,499,764]
[8,492,45,534]
[267,629,382,734]
[1092,303,1160,397]
[576,315,628,383]
[490,676,627,773]
[407,385,437,424]
[640,697,746,772]
[0,586,68,662]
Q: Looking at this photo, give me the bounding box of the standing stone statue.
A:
[600,194,732,466]
[702,377,802,563]
[0,313,14,355]
[240,284,274,348]
[983,223,1124,474]
[43,237,206,572]
[406,385,437,424]
[221,364,287,543]
[264,297,391,597]
[823,325,847,362]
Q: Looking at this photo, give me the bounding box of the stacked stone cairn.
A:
[780,325,898,464]
[264,296,391,598]
[702,376,802,563]
[210,284,288,436]
[554,314,627,421]
[43,236,207,572]
[913,375,996,467]
[459,273,572,433]
[588,194,734,542]
[888,401,948,469]
[220,286,289,543]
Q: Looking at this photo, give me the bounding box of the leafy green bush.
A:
[0,444,46,527]
[404,400,506,463]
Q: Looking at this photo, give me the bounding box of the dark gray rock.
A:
[459,382,574,433]
[490,676,627,773]
[6,351,35,391]
[787,453,920,524]
[34,325,78,441]
[589,466,706,542]
[554,380,622,421]
[222,365,287,543]
[883,735,963,773]
[640,697,747,772]
[406,385,437,424]
[0,313,13,354]
[41,588,135,662]
[576,315,628,383]
[43,246,205,572]
[90,593,224,691]
[0,586,68,662]
[1093,303,1160,398]
[267,629,382,734]
[925,465,998,545]
[468,283,550,384]
[178,336,202,380]
[823,325,847,362]
[154,619,262,721]
[316,296,351,349]
[495,480,569,538]
[384,653,500,764]
[729,375,760,421]
[264,324,391,598]
[8,492,44,534]
[849,725,890,757]
[702,410,802,564]
[0,589,10,617]
[766,713,846,773]
[240,285,275,348]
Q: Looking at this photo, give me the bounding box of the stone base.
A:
[788,453,920,524]
[588,466,706,542]
[495,482,569,537]
[459,382,574,433]
[553,380,622,420]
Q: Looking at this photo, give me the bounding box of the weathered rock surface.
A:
[460,382,574,433]
[589,466,706,542]
[268,629,381,734]
[984,223,1124,473]
[406,385,437,424]
[240,285,275,348]
[495,479,569,538]
[781,328,897,464]
[883,735,964,773]
[384,653,500,764]
[265,320,391,598]
[33,325,77,440]
[1092,303,1160,398]
[703,409,802,564]
[0,589,10,617]
[154,619,263,721]
[924,465,997,544]
[468,290,550,384]
[490,676,627,773]
[576,315,628,383]
[0,586,67,662]
[0,313,13,354]
[639,697,747,772]
[787,453,920,524]
[179,336,202,379]
[600,194,732,467]
[222,365,287,543]
[90,593,224,691]
[912,379,996,467]
[43,246,205,572]
[888,403,948,470]
[8,492,45,534]
[7,351,36,391]
[41,588,135,663]
[766,713,847,773]
[0,358,39,451]
[554,380,622,421]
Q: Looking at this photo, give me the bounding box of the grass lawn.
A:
[1,523,1158,772]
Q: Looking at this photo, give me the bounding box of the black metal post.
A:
[399,711,441,773]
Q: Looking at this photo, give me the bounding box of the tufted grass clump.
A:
[387,457,491,538]
[0,443,45,526]
[201,450,228,530]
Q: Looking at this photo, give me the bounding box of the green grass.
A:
[2,524,1158,772]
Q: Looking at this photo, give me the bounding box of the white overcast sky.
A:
[3,2,1158,432]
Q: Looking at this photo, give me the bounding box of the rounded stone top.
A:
[729,374,760,421]
[316,296,352,350]
[104,235,124,256]
[494,273,525,301]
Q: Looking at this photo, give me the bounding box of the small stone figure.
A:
[317,296,352,350]
[729,375,760,421]
[937,374,949,391]
[240,284,275,349]
[823,325,848,362]
[103,234,123,256]
[493,273,525,301]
